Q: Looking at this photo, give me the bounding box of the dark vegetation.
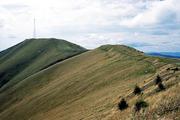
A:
[157,83,166,91]
[153,75,166,92]
[166,68,170,71]
[172,67,179,72]
[134,99,149,112]
[154,75,162,85]
[118,98,128,111]
[166,67,179,72]
[133,85,142,95]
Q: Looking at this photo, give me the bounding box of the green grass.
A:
[0,42,179,120]
[0,38,86,89]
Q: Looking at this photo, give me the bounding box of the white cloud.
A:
[0,0,180,52]
[120,0,180,27]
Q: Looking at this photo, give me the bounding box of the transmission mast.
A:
[33,17,36,38]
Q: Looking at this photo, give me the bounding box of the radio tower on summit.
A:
[33,17,36,38]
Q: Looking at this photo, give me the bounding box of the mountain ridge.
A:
[0,40,179,120]
[0,38,87,89]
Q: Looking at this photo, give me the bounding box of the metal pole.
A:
[33,18,36,38]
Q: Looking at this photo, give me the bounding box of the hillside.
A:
[0,44,179,120]
[0,38,87,90]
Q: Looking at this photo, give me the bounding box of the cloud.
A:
[120,0,180,27]
[0,0,179,52]
[126,42,153,48]
[1,4,29,10]
[0,20,3,28]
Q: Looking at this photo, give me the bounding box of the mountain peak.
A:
[0,38,86,89]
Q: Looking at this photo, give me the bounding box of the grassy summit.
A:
[0,41,179,120]
[0,38,86,89]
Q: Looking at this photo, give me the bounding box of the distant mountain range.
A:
[146,52,180,58]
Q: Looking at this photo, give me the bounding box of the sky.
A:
[0,0,180,52]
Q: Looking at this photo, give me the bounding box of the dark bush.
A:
[157,83,165,91]
[134,99,149,112]
[172,67,179,72]
[154,75,162,85]
[175,67,179,71]
[118,98,128,111]
[133,85,142,95]
[166,68,170,71]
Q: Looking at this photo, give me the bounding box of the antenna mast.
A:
[33,17,36,38]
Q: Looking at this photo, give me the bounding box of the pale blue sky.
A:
[0,0,180,52]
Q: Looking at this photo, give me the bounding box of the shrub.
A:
[157,83,165,91]
[133,85,142,95]
[166,68,170,71]
[172,67,179,72]
[134,99,149,112]
[118,98,128,111]
[154,75,162,85]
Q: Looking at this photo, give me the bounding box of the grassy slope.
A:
[0,38,87,90]
[0,45,179,120]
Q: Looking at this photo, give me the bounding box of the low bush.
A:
[154,75,162,85]
[134,99,149,112]
[157,83,165,91]
[166,68,170,71]
[118,98,128,111]
[172,67,179,72]
[133,85,142,95]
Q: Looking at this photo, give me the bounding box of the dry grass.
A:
[109,61,180,120]
[0,45,179,120]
